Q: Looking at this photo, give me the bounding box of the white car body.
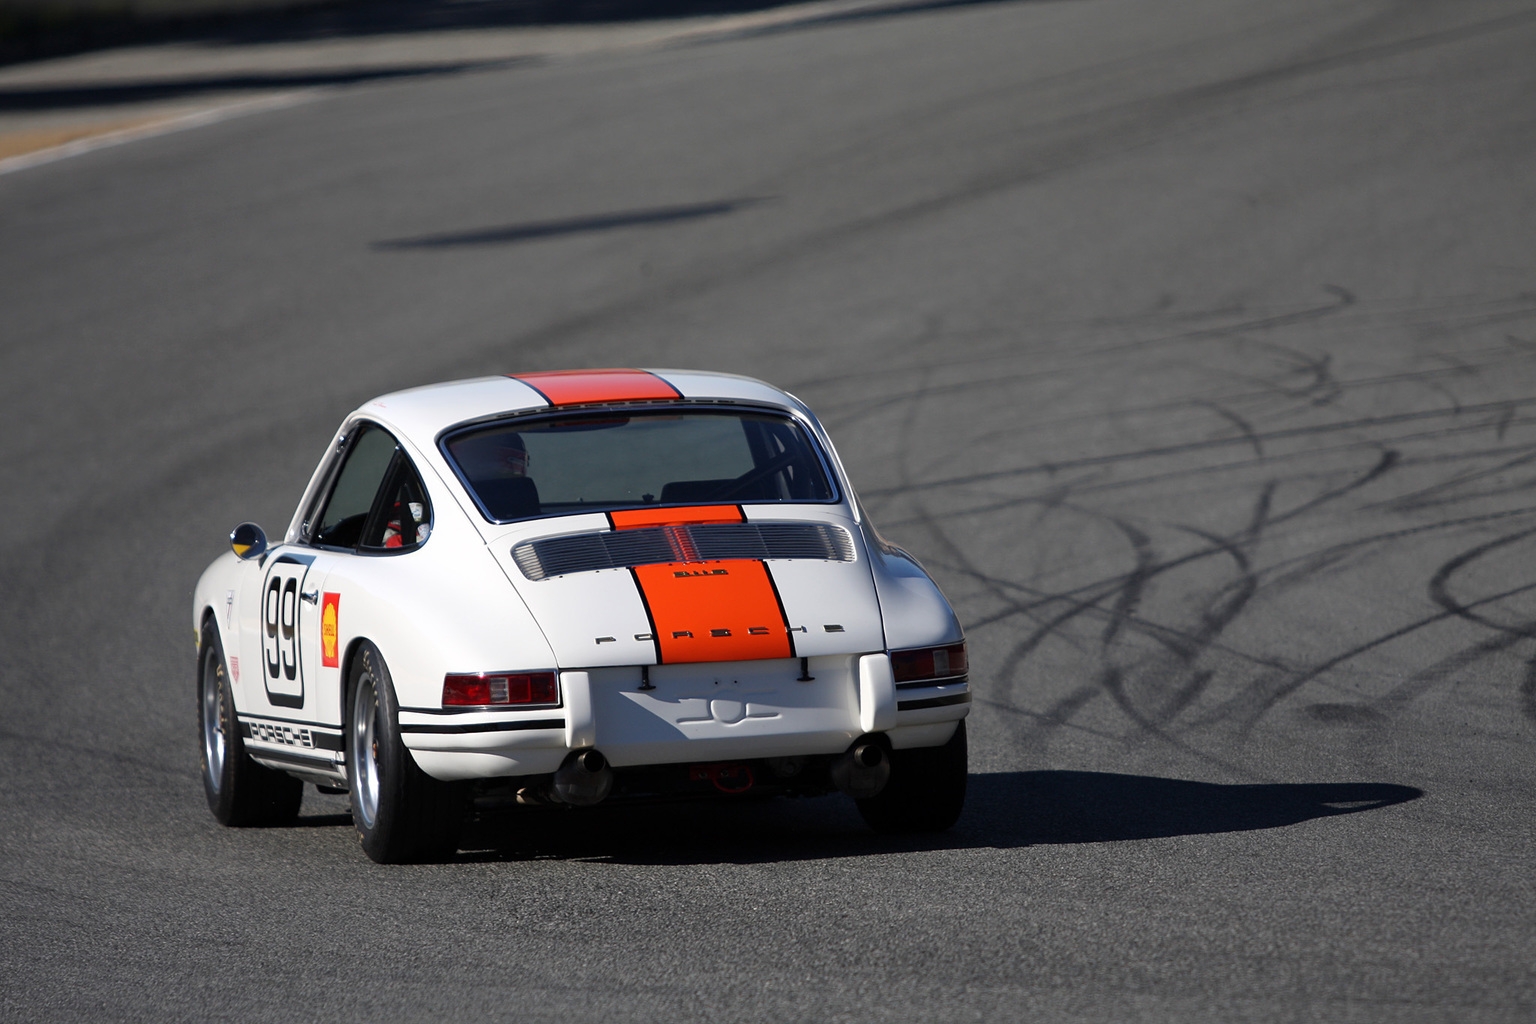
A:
[193,369,969,857]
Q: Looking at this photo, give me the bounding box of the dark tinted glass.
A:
[360,459,432,551]
[314,426,398,548]
[443,409,835,522]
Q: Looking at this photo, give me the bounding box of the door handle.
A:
[301,589,319,605]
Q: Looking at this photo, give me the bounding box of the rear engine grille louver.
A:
[513,522,855,580]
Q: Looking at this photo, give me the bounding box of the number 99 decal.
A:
[262,554,315,708]
[264,575,299,682]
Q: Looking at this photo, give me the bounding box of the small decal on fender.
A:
[321,593,341,668]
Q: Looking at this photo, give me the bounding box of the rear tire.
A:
[855,719,968,833]
[198,620,302,827]
[347,642,465,864]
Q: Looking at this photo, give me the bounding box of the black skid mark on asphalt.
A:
[1522,658,1536,724]
[787,323,1088,407]
[1286,349,1342,408]
[996,484,1274,752]
[1033,685,1103,733]
[861,397,1536,499]
[950,473,1536,744]
[1381,525,1536,719]
[1156,668,1216,728]
[1094,664,1255,777]
[1303,702,1386,725]
[1100,518,1153,646]
[1179,527,1259,644]
[918,499,1114,720]
[1103,515,1263,731]
[1427,527,1536,636]
[1374,627,1535,720]
[980,685,1122,751]
[1227,578,1536,734]
[960,514,1293,678]
[1197,401,1265,457]
[812,364,1068,430]
[1272,448,1400,524]
[1364,447,1536,514]
[826,292,1363,438]
[884,435,1396,530]
[1407,351,1484,415]
[974,501,1258,751]
[1157,287,1354,352]
[964,459,1471,658]
[1492,402,1518,441]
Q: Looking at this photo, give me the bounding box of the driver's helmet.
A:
[456,431,529,479]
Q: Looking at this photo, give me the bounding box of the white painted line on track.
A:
[0,89,316,176]
[0,0,920,177]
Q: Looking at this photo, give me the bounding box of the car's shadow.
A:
[449,770,1423,864]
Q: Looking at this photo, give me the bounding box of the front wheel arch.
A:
[337,635,370,737]
[197,614,302,827]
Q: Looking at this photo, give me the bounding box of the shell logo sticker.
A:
[321,593,341,668]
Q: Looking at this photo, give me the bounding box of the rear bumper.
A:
[404,654,968,782]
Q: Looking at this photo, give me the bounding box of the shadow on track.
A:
[450,770,1422,865]
[0,61,525,111]
[371,198,771,249]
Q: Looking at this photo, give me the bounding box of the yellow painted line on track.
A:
[0,116,176,160]
[0,0,909,176]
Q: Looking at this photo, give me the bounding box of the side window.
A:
[360,457,432,551]
[312,426,399,550]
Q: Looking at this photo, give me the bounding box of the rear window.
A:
[441,408,836,522]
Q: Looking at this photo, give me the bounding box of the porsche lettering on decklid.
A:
[602,504,787,664]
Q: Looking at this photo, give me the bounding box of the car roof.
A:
[353,369,807,444]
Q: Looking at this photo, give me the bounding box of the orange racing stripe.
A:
[632,560,793,664]
[509,369,681,406]
[608,505,743,530]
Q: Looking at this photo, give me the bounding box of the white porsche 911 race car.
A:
[193,369,970,862]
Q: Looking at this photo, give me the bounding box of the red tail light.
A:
[890,642,968,684]
[442,671,558,707]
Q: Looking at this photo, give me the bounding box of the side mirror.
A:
[230,522,268,561]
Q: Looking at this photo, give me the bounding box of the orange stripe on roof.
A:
[632,560,793,664]
[510,369,681,406]
[608,505,744,530]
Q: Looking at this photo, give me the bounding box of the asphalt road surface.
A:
[3,0,1535,1019]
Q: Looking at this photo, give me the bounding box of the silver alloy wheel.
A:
[352,678,381,829]
[201,652,226,790]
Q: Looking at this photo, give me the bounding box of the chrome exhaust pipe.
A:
[552,748,613,806]
[830,740,890,799]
